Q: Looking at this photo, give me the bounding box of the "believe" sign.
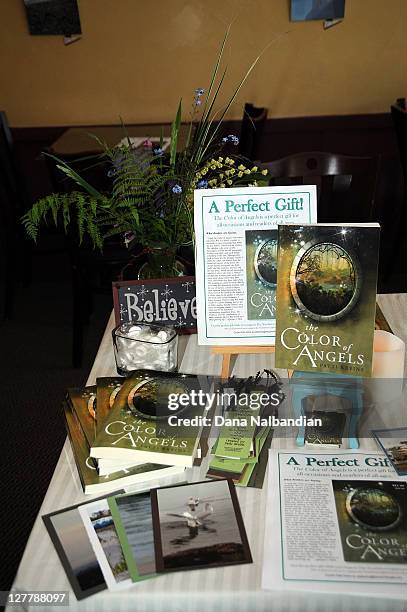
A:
[112,276,197,334]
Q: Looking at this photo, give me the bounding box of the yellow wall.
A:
[1,0,406,127]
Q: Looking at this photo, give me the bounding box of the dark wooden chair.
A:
[239,103,268,160]
[263,151,380,223]
[0,111,32,319]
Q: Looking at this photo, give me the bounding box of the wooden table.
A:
[8,294,407,612]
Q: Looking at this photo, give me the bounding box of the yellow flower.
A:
[219,173,224,179]
[251,166,258,172]
[238,171,243,178]
[208,179,217,186]
[261,169,268,175]
[238,164,246,171]
[229,168,236,175]
[218,156,224,162]
[244,169,251,174]
[201,168,208,175]
[195,172,202,180]
[227,179,233,185]
[219,183,226,188]
[210,165,217,170]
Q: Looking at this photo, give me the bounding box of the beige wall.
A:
[1,0,406,127]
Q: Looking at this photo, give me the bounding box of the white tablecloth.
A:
[8,294,407,612]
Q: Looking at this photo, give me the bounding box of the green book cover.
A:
[275,223,380,376]
[63,402,184,495]
[108,492,156,582]
[96,377,124,433]
[91,370,207,467]
[245,229,278,320]
[333,480,407,563]
[67,386,97,448]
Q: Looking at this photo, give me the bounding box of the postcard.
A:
[108,491,156,581]
[42,500,106,599]
[151,479,252,572]
[78,498,132,590]
[372,427,407,476]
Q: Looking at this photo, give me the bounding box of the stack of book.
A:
[206,408,273,488]
[64,370,209,494]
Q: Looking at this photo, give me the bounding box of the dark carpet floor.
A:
[0,248,111,591]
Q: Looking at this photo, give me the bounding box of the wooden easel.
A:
[211,345,275,379]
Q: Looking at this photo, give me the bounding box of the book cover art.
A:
[63,402,183,494]
[305,411,346,446]
[275,223,380,376]
[67,386,97,447]
[96,377,124,433]
[245,230,278,321]
[332,480,407,564]
[91,370,207,466]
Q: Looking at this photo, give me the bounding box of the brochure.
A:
[262,450,407,597]
[194,185,317,345]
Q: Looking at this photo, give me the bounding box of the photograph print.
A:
[108,491,156,581]
[372,428,407,476]
[79,498,131,590]
[43,503,106,600]
[151,479,252,572]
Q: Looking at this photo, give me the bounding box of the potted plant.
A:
[22,30,269,279]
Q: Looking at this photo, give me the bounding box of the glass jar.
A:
[112,322,178,375]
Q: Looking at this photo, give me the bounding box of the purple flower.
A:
[197,179,208,189]
[143,139,153,148]
[172,184,182,194]
[153,147,164,157]
[222,134,239,146]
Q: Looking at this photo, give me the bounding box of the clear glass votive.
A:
[112,322,178,375]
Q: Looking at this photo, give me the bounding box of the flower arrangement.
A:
[22,29,269,259]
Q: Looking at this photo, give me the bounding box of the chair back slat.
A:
[264,151,379,223]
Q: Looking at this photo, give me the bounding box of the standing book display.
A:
[194,185,318,375]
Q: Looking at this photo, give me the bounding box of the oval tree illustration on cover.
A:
[346,488,402,531]
[290,240,362,321]
[127,377,190,420]
[254,238,278,287]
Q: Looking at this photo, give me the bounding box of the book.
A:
[63,401,185,495]
[91,370,208,467]
[67,386,97,448]
[305,410,347,447]
[275,223,380,376]
[96,377,124,433]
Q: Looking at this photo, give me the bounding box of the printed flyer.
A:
[194,186,317,345]
[262,450,407,598]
